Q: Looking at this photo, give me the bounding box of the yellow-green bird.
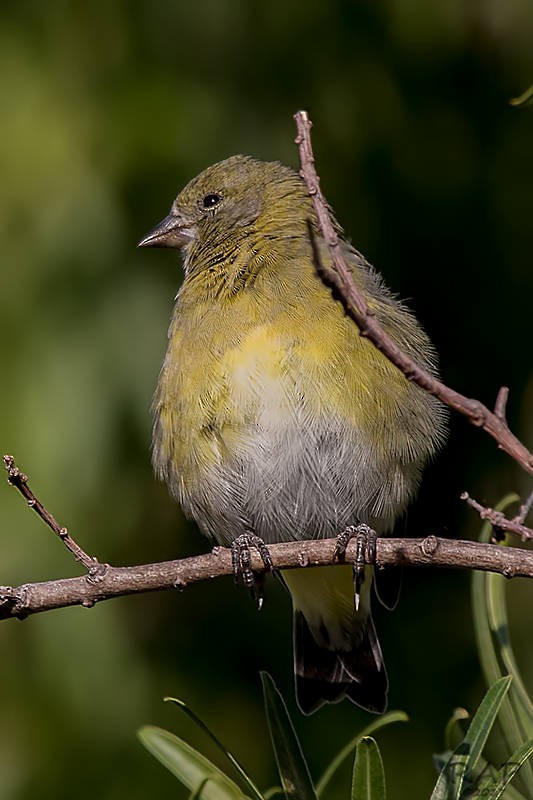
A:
[139,155,447,714]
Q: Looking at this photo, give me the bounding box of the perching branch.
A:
[2,455,533,621]
[1,533,533,621]
[293,110,533,479]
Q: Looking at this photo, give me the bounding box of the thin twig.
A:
[494,387,509,422]
[514,487,533,526]
[0,535,532,621]
[293,110,533,477]
[3,455,105,576]
[460,492,533,541]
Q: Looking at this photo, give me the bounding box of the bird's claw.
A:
[231,532,273,610]
[334,523,377,611]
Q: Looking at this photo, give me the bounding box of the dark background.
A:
[0,2,532,798]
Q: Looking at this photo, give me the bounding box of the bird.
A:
[138,155,447,714]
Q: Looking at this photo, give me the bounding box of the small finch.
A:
[139,155,446,714]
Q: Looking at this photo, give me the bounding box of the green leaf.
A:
[260,672,318,800]
[316,710,408,796]
[509,86,533,107]
[164,697,265,800]
[472,494,533,792]
[485,575,533,729]
[431,677,512,799]
[189,779,210,799]
[484,568,533,794]
[351,737,386,800]
[471,496,518,700]
[431,751,459,800]
[444,709,469,752]
[433,750,453,776]
[483,739,533,800]
[459,676,512,793]
[138,726,252,800]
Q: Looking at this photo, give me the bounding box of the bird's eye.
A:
[202,193,221,209]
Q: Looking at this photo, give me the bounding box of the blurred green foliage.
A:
[0,1,532,798]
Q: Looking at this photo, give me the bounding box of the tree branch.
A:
[293,110,533,478]
[1,535,532,621]
[3,456,531,622]
[461,492,533,541]
[3,455,106,575]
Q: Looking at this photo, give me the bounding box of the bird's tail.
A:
[283,565,388,715]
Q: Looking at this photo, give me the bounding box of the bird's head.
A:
[138,155,313,262]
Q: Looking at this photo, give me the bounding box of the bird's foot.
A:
[334,523,377,611]
[231,532,273,610]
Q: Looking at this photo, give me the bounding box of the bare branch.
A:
[2,454,532,622]
[293,110,533,477]
[1,535,532,621]
[514,487,533,526]
[3,455,104,576]
[461,492,533,541]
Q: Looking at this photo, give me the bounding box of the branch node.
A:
[4,454,28,486]
[421,535,439,556]
[494,386,509,422]
[0,587,17,609]
[0,585,31,620]
[86,562,109,583]
[469,402,486,427]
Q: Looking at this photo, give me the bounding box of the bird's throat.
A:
[182,228,303,301]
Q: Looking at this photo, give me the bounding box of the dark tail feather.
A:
[294,609,388,715]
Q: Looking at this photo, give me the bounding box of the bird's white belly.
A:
[181,403,419,547]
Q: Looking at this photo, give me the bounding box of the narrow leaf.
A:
[316,711,407,796]
[472,494,533,791]
[190,779,210,799]
[471,496,518,699]
[486,575,533,728]
[351,737,386,800]
[430,757,455,800]
[261,672,318,800]
[460,676,512,789]
[478,739,533,800]
[138,726,251,800]
[484,570,533,791]
[509,86,533,107]
[263,789,285,799]
[164,697,264,800]
[431,678,512,800]
[444,709,469,752]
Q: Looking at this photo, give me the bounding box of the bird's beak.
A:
[137,214,194,249]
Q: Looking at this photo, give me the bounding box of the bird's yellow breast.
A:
[151,249,440,547]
